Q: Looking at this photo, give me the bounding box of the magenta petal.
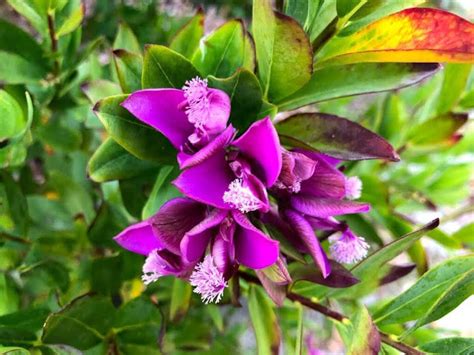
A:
[114,220,162,256]
[174,150,234,209]
[297,149,341,166]
[232,118,282,187]
[232,211,279,269]
[180,209,227,263]
[121,89,193,149]
[291,196,370,218]
[178,125,236,169]
[204,89,231,135]
[300,158,346,198]
[150,197,207,255]
[284,210,331,278]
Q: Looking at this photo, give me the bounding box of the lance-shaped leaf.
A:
[88,138,159,182]
[169,278,192,323]
[290,261,359,288]
[317,8,474,68]
[142,45,200,89]
[93,95,175,163]
[113,23,140,53]
[420,337,474,354]
[248,285,281,355]
[253,0,313,102]
[277,113,399,161]
[347,306,381,355]
[113,49,142,93]
[379,264,416,285]
[276,63,439,111]
[170,9,204,59]
[192,20,254,77]
[208,68,263,131]
[408,113,468,148]
[373,255,474,334]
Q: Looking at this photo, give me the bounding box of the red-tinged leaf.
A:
[290,261,359,288]
[317,8,474,68]
[277,113,399,161]
[255,270,287,307]
[380,264,416,285]
[348,306,381,355]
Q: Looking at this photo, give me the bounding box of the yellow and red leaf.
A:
[317,8,474,67]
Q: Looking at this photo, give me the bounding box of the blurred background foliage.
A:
[0,0,472,354]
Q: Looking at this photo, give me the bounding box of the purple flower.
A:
[121,77,231,167]
[173,118,282,213]
[329,228,369,264]
[272,149,370,277]
[114,197,279,303]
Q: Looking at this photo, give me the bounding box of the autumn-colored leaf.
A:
[317,8,474,67]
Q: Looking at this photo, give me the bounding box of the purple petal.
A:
[150,197,207,255]
[300,157,346,198]
[180,209,228,263]
[211,233,237,279]
[232,117,282,187]
[245,173,270,212]
[232,211,279,269]
[291,196,370,218]
[121,89,193,149]
[306,216,344,231]
[177,125,236,169]
[296,149,341,166]
[204,89,231,135]
[284,210,331,278]
[174,150,234,209]
[114,220,162,256]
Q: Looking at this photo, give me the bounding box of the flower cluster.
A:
[114,77,370,303]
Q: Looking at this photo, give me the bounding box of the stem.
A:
[47,13,60,75]
[239,271,424,355]
[0,232,31,245]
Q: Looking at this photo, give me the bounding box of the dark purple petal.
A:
[121,89,193,149]
[306,216,344,231]
[276,150,317,191]
[114,220,162,256]
[232,211,279,269]
[284,210,331,278]
[180,209,228,263]
[232,117,282,187]
[300,156,346,198]
[296,149,341,166]
[291,260,359,288]
[177,125,236,169]
[173,150,234,209]
[150,197,207,255]
[291,196,370,218]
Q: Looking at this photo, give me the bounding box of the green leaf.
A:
[113,49,143,93]
[284,0,322,29]
[0,90,25,142]
[248,285,281,355]
[453,223,474,249]
[6,0,47,35]
[0,274,19,316]
[435,64,472,115]
[337,0,366,18]
[373,255,474,335]
[294,303,303,355]
[0,51,45,84]
[0,347,30,355]
[42,295,115,350]
[276,63,439,110]
[88,202,128,248]
[56,4,84,37]
[142,45,200,89]
[192,20,255,78]
[277,113,399,161]
[408,113,468,148]
[0,172,28,236]
[208,68,263,131]
[170,10,204,59]
[169,278,192,323]
[82,80,122,103]
[253,0,312,102]
[93,95,175,163]
[420,337,474,355]
[113,22,141,53]
[142,165,180,219]
[90,255,123,295]
[0,308,49,332]
[88,138,158,183]
[347,306,380,355]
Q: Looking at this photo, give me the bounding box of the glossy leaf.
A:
[113,49,143,93]
[42,295,116,350]
[420,337,474,355]
[0,90,25,142]
[88,138,158,182]
[276,63,439,110]
[113,22,141,53]
[317,8,474,67]
[277,113,399,161]
[142,45,200,89]
[192,20,254,78]
[170,9,204,59]
[253,0,313,102]
[169,278,192,323]
[347,306,380,355]
[93,95,175,163]
[208,68,263,131]
[374,255,474,333]
[248,285,281,355]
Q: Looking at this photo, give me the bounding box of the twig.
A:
[238,271,424,355]
[47,13,60,75]
[0,232,31,245]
